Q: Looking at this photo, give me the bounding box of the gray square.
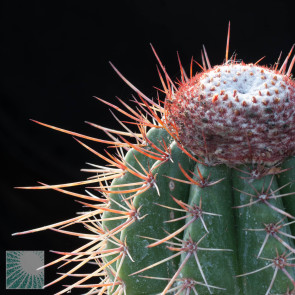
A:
[6,251,44,289]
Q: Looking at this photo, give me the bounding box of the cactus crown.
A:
[168,61,295,166]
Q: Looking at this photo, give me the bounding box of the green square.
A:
[6,251,44,289]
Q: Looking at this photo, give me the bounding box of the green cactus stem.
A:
[277,157,295,235]
[116,141,193,295]
[180,164,239,295]
[233,167,295,294]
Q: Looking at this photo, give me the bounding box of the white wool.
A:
[198,64,289,107]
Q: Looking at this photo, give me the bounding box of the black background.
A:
[1,0,294,294]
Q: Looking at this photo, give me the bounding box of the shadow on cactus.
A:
[14,23,295,295]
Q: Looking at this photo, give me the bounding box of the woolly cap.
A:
[167,63,295,165]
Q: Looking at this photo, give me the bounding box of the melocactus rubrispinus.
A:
[15,24,295,295]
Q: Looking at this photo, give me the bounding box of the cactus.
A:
[14,23,295,295]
